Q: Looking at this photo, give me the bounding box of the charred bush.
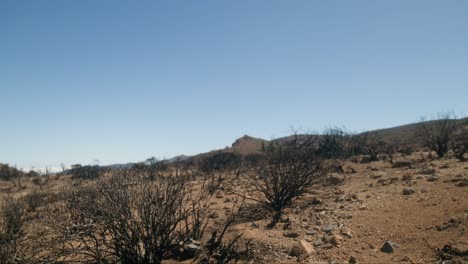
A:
[246,134,326,227]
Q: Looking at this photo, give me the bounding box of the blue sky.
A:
[1,0,467,170]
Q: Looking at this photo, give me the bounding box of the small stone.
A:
[185,242,201,257]
[420,168,436,175]
[380,241,396,253]
[312,197,322,204]
[426,175,439,182]
[371,171,386,179]
[289,240,315,261]
[456,179,468,187]
[440,163,449,169]
[330,234,344,247]
[340,227,352,238]
[322,224,337,233]
[215,190,224,198]
[402,188,415,195]
[208,211,219,219]
[313,239,323,247]
[401,174,413,181]
[283,231,299,238]
[306,229,317,235]
[349,256,358,264]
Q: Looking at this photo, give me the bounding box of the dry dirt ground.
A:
[1,154,467,264]
[215,155,468,263]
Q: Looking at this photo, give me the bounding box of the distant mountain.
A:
[230,135,268,155]
[366,117,468,143]
[104,163,136,170]
[163,155,191,164]
[87,117,468,170]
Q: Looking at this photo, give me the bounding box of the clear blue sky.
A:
[1,0,467,170]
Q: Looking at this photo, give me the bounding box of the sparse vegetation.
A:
[41,168,249,263]
[0,198,25,264]
[417,113,458,158]
[451,132,468,161]
[0,117,467,263]
[70,164,103,180]
[246,134,326,227]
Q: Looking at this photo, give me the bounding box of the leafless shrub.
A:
[418,113,457,158]
[70,164,103,180]
[451,132,468,161]
[197,198,253,264]
[31,176,48,190]
[246,134,326,227]
[199,152,242,195]
[316,128,348,159]
[23,191,46,213]
[359,132,386,162]
[43,168,248,263]
[0,198,26,263]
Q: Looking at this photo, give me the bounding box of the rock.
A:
[306,229,317,235]
[283,231,299,238]
[402,188,415,195]
[440,164,450,169]
[401,174,413,181]
[312,197,322,204]
[184,240,201,257]
[330,234,344,247]
[349,256,358,264]
[313,239,323,247]
[420,168,436,175]
[426,175,439,182]
[359,205,368,210]
[456,179,468,187]
[336,195,346,202]
[322,234,333,243]
[289,240,315,261]
[392,161,412,168]
[371,172,386,179]
[322,224,337,233]
[186,243,200,251]
[380,241,397,253]
[208,211,219,219]
[215,190,224,198]
[340,227,353,238]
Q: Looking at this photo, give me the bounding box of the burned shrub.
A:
[0,198,26,263]
[417,113,457,158]
[45,169,248,263]
[246,134,326,227]
[70,164,103,180]
[451,133,468,161]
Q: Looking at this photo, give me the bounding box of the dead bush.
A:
[23,191,46,213]
[451,133,468,161]
[246,134,326,227]
[44,169,248,263]
[417,113,457,158]
[0,198,26,263]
